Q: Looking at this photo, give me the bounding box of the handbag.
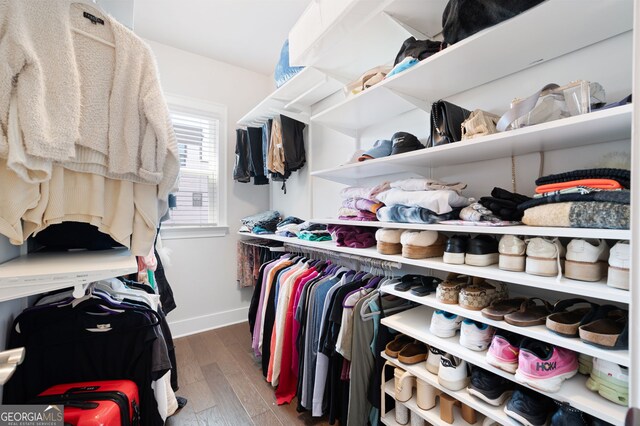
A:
[429,100,471,147]
[343,65,392,96]
[394,37,445,66]
[461,109,500,140]
[442,0,545,45]
[496,81,606,132]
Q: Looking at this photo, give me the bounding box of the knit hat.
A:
[358,139,392,161]
[391,132,424,155]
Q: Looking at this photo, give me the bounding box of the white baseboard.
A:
[168,307,249,338]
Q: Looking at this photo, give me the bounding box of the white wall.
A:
[146,40,272,337]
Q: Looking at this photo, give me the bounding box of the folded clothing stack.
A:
[275,216,305,237]
[479,187,532,221]
[375,178,471,224]
[297,222,331,242]
[327,225,376,248]
[338,198,384,221]
[241,210,282,234]
[519,168,630,229]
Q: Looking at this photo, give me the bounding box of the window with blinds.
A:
[164,104,221,227]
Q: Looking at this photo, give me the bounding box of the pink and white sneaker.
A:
[486,332,522,373]
[514,338,578,393]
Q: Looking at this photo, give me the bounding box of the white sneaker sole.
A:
[514,368,577,393]
[460,337,491,352]
[608,266,630,290]
[526,256,560,277]
[499,253,525,272]
[429,325,459,338]
[467,386,512,407]
[465,253,499,267]
[503,406,546,426]
[437,376,469,391]
[485,351,518,374]
[443,252,465,264]
[564,259,606,282]
[425,361,440,375]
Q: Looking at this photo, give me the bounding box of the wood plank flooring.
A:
[167,322,332,426]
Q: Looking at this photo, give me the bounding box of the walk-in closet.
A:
[0,1,636,425]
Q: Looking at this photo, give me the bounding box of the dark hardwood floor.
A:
[167,322,332,426]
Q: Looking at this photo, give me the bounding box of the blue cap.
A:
[357,139,392,161]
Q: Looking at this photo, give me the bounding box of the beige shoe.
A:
[401,231,446,259]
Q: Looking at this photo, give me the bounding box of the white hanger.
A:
[71,0,116,48]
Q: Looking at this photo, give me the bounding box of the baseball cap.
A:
[357,139,392,161]
[391,132,424,155]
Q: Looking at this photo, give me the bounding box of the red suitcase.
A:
[33,380,140,426]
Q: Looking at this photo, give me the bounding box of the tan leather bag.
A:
[461,109,500,140]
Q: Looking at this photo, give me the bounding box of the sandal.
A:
[410,276,443,297]
[504,298,553,327]
[579,305,629,349]
[459,279,505,311]
[481,297,528,320]
[546,298,599,337]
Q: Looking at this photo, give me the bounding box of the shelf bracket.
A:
[73,283,88,299]
[390,90,430,112]
[382,11,430,40]
[284,76,329,111]
[268,107,310,125]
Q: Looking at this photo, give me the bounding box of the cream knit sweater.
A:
[0,0,179,208]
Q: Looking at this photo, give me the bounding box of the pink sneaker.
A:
[515,338,578,393]
[486,332,521,373]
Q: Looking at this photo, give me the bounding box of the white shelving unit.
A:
[238,232,630,304]
[382,353,517,425]
[382,286,629,367]
[237,67,343,127]
[311,105,633,184]
[310,1,632,133]
[0,249,137,303]
[382,380,483,426]
[308,218,632,240]
[381,305,627,425]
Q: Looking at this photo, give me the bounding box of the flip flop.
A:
[546,298,599,337]
[481,297,528,320]
[504,297,553,327]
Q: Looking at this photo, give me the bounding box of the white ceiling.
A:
[133,0,310,75]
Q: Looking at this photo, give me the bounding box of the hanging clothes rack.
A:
[283,242,401,272]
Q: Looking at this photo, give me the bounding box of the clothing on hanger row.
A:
[247,247,414,426]
[3,277,180,425]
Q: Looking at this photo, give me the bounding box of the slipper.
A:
[579,305,628,349]
[546,298,599,337]
[385,334,414,357]
[504,297,553,327]
[409,276,443,297]
[395,274,430,292]
[481,297,528,320]
[398,341,429,364]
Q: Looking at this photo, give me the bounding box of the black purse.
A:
[429,100,471,147]
[442,0,545,45]
[394,37,445,66]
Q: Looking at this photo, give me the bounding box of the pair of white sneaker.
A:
[425,346,469,391]
[498,236,629,288]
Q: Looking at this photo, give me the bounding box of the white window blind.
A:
[164,104,221,227]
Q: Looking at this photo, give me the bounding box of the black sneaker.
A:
[504,386,554,426]
[467,366,514,406]
[550,401,590,426]
[443,235,469,265]
[465,235,499,266]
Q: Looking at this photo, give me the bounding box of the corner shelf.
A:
[236,67,343,126]
[310,0,632,133]
[309,218,631,241]
[238,232,630,304]
[382,354,516,425]
[381,306,627,425]
[311,105,633,184]
[381,286,629,367]
[0,248,137,303]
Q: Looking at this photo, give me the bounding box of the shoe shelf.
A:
[381,306,627,425]
[382,380,483,426]
[311,105,632,184]
[381,286,629,367]
[309,1,632,133]
[238,233,630,304]
[309,218,631,241]
[382,353,517,425]
[0,248,137,303]
[236,67,343,127]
